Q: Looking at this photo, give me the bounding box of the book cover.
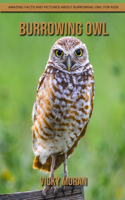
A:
[0,1,125,199]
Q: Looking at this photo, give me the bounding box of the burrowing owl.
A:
[32,36,95,197]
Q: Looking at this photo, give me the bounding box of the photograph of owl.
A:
[32,36,95,197]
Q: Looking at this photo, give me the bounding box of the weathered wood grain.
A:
[0,185,84,200]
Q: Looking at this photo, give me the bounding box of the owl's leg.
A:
[42,154,58,199]
[50,154,58,198]
[61,152,68,195]
[64,152,68,177]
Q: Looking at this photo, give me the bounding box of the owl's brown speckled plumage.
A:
[32,37,94,177]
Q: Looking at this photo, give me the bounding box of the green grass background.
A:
[0,0,125,199]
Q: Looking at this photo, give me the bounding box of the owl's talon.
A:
[42,194,46,200]
[42,185,51,198]
[61,185,65,195]
[54,190,58,200]
[52,185,58,199]
[71,185,75,193]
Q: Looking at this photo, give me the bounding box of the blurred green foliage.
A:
[0,0,125,199]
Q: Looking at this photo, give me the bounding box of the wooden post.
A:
[0,185,84,200]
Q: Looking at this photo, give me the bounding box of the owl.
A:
[32,36,95,198]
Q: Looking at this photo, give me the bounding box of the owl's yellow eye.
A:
[55,49,63,57]
[75,49,83,57]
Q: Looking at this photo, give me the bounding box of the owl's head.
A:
[48,36,89,73]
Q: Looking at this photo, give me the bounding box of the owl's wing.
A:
[32,71,47,123]
[66,78,95,160]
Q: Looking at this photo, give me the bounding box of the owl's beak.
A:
[67,55,71,71]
